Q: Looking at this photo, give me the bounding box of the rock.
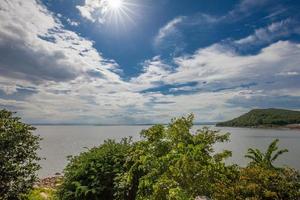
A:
[36,176,62,189]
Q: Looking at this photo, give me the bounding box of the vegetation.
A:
[217,108,300,127]
[0,109,41,200]
[57,114,300,199]
[26,187,58,200]
[245,139,288,169]
[215,139,300,200]
[57,138,132,200]
[214,166,300,199]
[114,115,235,200]
[1,109,299,199]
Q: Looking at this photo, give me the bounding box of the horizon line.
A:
[31,122,218,126]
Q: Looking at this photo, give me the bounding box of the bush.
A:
[0,109,41,200]
[57,138,132,200]
[57,114,300,200]
[214,139,300,200]
[114,114,236,200]
[214,166,300,199]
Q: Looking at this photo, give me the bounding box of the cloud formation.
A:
[0,0,299,124]
[235,19,300,46]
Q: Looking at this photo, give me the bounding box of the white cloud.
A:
[165,41,300,91]
[0,0,136,123]
[76,0,103,23]
[66,18,80,26]
[132,40,300,121]
[154,16,185,46]
[0,0,120,83]
[129,56,171,91]
[226,0,272,20]
[235,19,300,45]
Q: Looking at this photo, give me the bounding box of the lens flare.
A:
[108,0,123,10]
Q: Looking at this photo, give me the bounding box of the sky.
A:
[0,0,300,124]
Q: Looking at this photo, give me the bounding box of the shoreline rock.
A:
[35,175,62,189]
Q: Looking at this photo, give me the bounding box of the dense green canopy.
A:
[58,114,300,200]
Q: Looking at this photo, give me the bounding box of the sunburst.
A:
[107,0,124,10]
[102,0,139,27]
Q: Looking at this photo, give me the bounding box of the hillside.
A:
[216,108,300,128]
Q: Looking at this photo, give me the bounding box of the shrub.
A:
[0,109,41,200]
[214,139,300,200]
[114,114,237,200]
[214,166,300,200]
[57,138,132,200]
[57,114,300,200]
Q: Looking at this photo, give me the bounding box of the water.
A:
[34,125,300,178]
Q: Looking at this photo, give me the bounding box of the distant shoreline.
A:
[217,124,300,130]
[32,122,217,126]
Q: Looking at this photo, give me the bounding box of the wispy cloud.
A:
[235,19,300,46]
[154,16,185,46]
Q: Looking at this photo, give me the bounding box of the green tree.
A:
[245,139,288,169]
[57,138,132,200]
[0,109,41,200]
[57,114,300,200]
[115,114,236,200]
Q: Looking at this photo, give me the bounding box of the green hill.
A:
[216,108,300,127]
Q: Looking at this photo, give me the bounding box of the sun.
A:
[100,0,140,28]
[107,0,124,10]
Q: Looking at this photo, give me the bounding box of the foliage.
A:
[245,139,288,169]
[0,109,41,200]
[114,114,236,200]
[214,139,300,200]
[57,138,132,200]
[25,187,58,200]
[214,166,300,200]
[217,108,300,127]
[56,113,300,200]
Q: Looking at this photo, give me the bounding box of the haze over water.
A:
[35,125,300,178]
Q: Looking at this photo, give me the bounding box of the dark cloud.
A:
[0,30,78,83]
[0,87,37,100]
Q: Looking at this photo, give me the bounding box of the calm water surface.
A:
[34,125,300,178]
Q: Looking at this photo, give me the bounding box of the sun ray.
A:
[101,0,141,28]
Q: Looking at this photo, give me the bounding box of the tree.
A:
[57,138,132,200]
[245,139,288,169]
[115,114,236,200]
[0,109,41,200]
[57,114,300,200]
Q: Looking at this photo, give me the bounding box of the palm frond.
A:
[265,139,279,161]
[271,149,288,162]
[245,139,288,169]
[245,148,263,163]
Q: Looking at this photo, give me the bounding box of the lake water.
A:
[34,125,300,178]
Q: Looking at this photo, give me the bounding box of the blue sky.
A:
[0,0,300,124]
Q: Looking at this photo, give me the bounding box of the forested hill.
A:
[216,108,300,127]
